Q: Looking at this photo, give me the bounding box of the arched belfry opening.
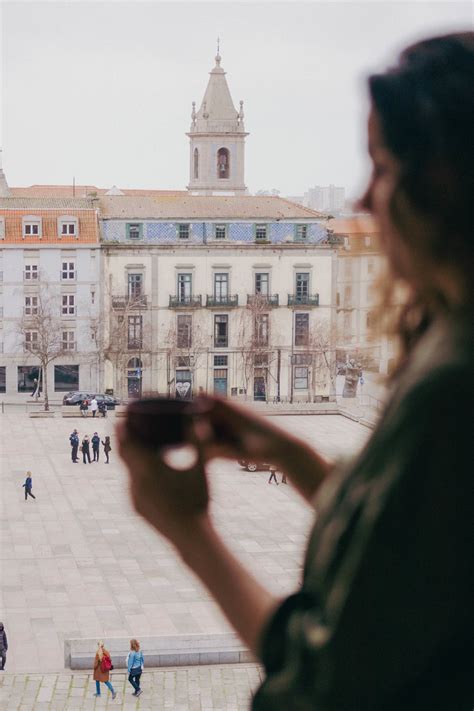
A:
[217,147,230,179]
[193,148,199,179]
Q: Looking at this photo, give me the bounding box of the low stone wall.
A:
[65,633,252,670]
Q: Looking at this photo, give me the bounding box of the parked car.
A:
[238,459,271,473]
[62,392,120,409]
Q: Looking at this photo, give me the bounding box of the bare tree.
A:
[17,288,68,410]
[294,317,337,401]
[238,296,279,401]
[161,313,208,398]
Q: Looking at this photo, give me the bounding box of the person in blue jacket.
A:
[22,472,36,501]
[127,639,144,697]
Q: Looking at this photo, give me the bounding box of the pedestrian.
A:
[22,472,36,501]
[126,638,144,697]
[268,464,278,485]
[30,378,38,397]
[80,398,89,417]
[0,622,7,671]
[90,397,98,418]
[81,435,91,464]
[69,429,80,463]
[92,640,116,699]
[91,432,100,462]
[118,33,474,709]
[281,472,287,485]
[98,400,107,418]
[102,435,112,464]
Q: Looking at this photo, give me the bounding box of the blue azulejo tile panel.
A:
[311,224,328,243]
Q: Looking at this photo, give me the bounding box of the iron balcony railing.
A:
[206,295,239,308]
[169,295,202,308]
[287,294,320,307]
[112,295,148,309]
[247,294,279,307]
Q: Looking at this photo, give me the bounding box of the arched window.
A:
[126,357,143,398]
[127,357,142,369]
[217,148,230,179]
[193,148,199,179]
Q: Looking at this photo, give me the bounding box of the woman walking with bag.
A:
[127,638,144,697]
[102,435,112,464]
[92,640,116,699]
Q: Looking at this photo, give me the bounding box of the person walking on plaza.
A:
[81,435,91,464]
[268,464,278,485]
[22,472,36,501]
[90,397,98,418]
[80,398,89,417]
[91,432,100,462]
[0,623,8,671]
[93,640,116,699]
[126,638,144,697]
[69,429,80,463]
[102,435,112,464]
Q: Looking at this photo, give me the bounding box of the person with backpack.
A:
[91,433,101,462]
[81,435,92,464]
[102,436,112,464]
[93,640,116,699]
[126,638,144,697]
[22,472,36,501]
[69,429,80,463]
[0,622,8,671]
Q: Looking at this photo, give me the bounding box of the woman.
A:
[81,435,91,464]
[118,33,473,710]
[102,435,112,464]
[127,638,144,697]
[92,640,116,699]
[80,398,88,417]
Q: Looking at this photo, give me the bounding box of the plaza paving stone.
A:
[0,410,369,674]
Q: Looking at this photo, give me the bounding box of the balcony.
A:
[112,295,148,309]
[169,295,202,309]
[247,294,279,307]
[206,295,239,308]
[127,339,143,350]
[287,294,320,307]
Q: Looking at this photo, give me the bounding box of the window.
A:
[292,353,312,366]
[175,369,192,399]
[128,315,143,349]
[127,223,142,240]
[214,273,229,301]
[24,296,38,316]
[58,217,78,237]
[178,224,190,240]
[214,224,227,240]
[61,261,75,280]
[255,225,268,242]
[295,224,308,241]
[255,313,269,346]
[24,264,39,280]
[295,272,310,301]
[214,315,228,347]
[62,331,75,350]
[254,353,269,367]
[23,218,41,238]
[217,147,230,179]
[214,355,228,366]
[294,366,309,389]
[62,294,75,316]
[128,273,143,299]
[0,366,5,393]
[193,148,199,179]
[54,365,79,392]
[177,273,192,302]
[25,331,39,351]
[367,259,375,275]
[0,217,5,240]
[17,365,41,392]
[255,272,269,295]
[294,313,309,346]
[177,315,192,348]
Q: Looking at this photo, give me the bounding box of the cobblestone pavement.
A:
[0,411,370,672]
[0,665,263,710]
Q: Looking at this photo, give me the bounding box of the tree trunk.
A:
[43,363,49,411]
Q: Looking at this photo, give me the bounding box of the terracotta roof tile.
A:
[0,207,99,243]
[10,186,187,198]
[0,197,95,209]
[327,215,378,234]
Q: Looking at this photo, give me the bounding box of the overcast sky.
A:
[1,1,471,199]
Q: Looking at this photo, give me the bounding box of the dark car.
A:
[62,392,120,409]
[238,459,271,473]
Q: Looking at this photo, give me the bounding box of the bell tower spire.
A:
[186,48,248,195]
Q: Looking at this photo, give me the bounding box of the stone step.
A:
[65,633,252,670]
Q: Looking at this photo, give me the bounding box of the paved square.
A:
[0,410,369,673]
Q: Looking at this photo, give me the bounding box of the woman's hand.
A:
[117,421,210,548]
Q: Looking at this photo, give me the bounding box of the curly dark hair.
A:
[367,33,474,372]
